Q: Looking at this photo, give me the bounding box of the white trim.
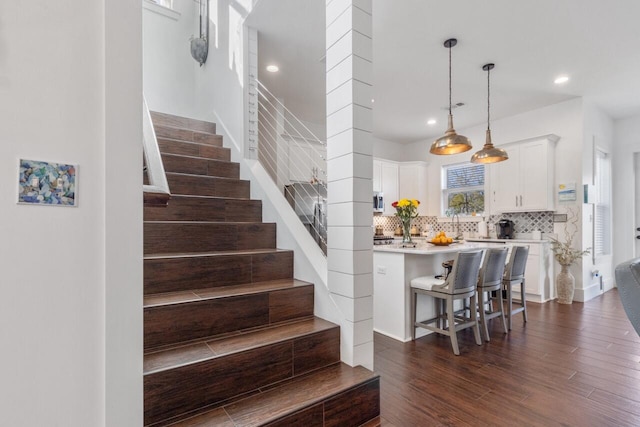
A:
[142,0,180,20]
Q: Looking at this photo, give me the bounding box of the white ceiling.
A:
[247,0,640,143]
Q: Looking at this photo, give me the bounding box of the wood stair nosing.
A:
[151,111,217,134]
[160,153,239,179]
[165,173,249,199]
[143,249,293,294]
[166,364,380,427]
[143,284,314,350]
[144,221,276,255]
[144,195,262,223]
[158,139,230,161]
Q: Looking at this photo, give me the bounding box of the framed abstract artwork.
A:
[17,159,77,206]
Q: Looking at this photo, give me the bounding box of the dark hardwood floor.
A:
[374,289,640,426]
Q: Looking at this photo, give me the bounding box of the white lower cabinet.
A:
[482,241,554,303]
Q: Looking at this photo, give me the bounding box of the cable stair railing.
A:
[251,78,327,255]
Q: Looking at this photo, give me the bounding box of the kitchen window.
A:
[442,163,485,216]
[594,149,611,257]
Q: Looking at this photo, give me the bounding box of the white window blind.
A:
[594,149,611,257]
[442,163,485,215]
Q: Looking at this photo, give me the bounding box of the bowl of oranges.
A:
[430,231,454,246]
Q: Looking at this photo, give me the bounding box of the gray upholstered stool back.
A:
[505,245,529,281]
[615,258,640,336]
[448,250,483,294]
[480,247,509,288]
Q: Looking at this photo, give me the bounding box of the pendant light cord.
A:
[487,65,491,131]
[448,44,452,115]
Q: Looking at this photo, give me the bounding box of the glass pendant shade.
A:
[430,38,471,156]
[471,63,508,164]
[470,129,508,163]
[430,114,472,155]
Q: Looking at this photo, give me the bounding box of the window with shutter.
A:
[442,163,485,216]
[594,149,611,257]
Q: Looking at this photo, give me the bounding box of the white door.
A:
[635,153,640,257]
[381,162,399,216]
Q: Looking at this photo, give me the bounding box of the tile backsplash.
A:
[373,211,554,235]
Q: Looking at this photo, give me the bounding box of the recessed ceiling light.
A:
[371,98,375,103]
[554,75,569,85]
[266,64,279,73]
[427,119,437,126]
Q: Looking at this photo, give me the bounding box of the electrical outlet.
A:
[377,266,386,275]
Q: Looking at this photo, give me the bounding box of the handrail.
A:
[142,97,171,206]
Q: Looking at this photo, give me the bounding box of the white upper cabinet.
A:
[489,135,558,214]
[398,162,429,216]
[374,159,428,216]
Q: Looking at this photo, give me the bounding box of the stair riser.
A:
[166,174,249,198]
[144,197,261,222]
[144,286,314,349]
[144,222,275,254]
[323,378,381,427]
[161,155,239,179]
[151,111,217,134]
[144,329,339,426]
[144,251,293,295]
[145,342,291,426]
[158,139,229,161]
[154,126,222,146]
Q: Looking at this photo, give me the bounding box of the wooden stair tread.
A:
[144,317,336,374]
[144,248,292,260]
[173,364,379,427]
[144,278,311,308]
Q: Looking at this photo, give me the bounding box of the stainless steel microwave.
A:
[373,192,384,213]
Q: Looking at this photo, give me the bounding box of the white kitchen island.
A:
[373,242,491,342]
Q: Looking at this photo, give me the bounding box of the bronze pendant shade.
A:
[430,38,472,155]
[471,63,508,164]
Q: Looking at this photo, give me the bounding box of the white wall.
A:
[613,115,640,270]
[581,100,614,299]
[372,135,406,162]
[0,1,142,426]
[143,0,198,117]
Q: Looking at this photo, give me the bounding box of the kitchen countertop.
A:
[373,242,491,254]
[465,237,550,244]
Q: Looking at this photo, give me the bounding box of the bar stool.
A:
[410,250,484,355]
[503,245,529,330]
[477,247,509,341]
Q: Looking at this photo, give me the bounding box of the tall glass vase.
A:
[556,264,575,304]
[401,218,412,244]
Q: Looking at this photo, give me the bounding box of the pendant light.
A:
[430,38,472,155]
[471,63,508,164]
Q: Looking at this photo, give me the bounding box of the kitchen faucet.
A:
[452,213,462,240]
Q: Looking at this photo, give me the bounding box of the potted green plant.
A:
[549,208,590,304]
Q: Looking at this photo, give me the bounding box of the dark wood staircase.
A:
[143,111,380,426]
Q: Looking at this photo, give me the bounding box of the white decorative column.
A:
[326,0,374,369]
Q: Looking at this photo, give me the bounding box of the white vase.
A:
[556,264,575,304]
